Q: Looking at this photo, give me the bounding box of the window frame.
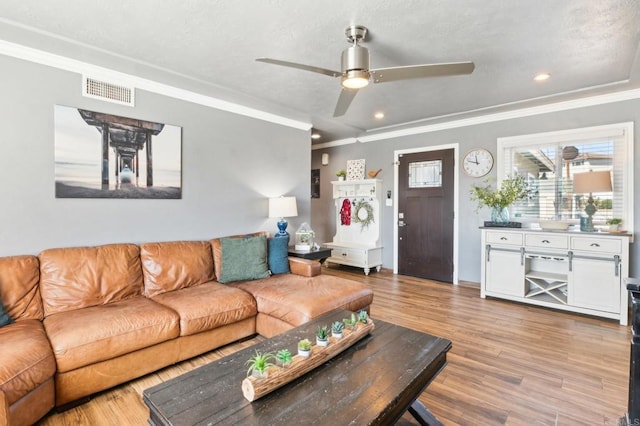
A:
[496,122,634,231]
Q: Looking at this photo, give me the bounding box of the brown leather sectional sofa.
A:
[0,233,373,426]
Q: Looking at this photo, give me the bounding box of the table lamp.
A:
[268,196,298,238]
[573,170,612,232]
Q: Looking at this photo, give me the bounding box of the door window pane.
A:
[409,160,442,188]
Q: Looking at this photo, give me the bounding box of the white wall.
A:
[0,54,311,256]
[312,98,640,282]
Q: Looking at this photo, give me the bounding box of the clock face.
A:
[462,148,494,177]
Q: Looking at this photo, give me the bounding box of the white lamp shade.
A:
[573,170,612,194]
[268,196,298,218]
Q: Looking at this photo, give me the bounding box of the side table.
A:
[288,247,332,264]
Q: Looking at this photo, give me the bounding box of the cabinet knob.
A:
[590,243,600,247]
[500,237,507,241]
[542,239,550,243]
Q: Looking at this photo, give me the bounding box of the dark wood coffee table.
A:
[143,310,451,425]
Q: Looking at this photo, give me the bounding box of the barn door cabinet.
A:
[325,179,383,275]
[480,228,631,325]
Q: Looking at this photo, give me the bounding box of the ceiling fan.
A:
[257,25,475,117]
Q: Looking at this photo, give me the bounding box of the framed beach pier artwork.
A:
[54,105,182,199]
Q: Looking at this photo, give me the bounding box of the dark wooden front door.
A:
[398,149,454,282]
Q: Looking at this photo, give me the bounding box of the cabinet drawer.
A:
[525,234,568,249]
[571,237,621,254]
[486,231,523,246]
[331,248,366,264]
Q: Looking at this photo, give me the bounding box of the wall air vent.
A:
[82,76,135,106]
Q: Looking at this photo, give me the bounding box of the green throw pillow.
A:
[0,299,13,327]
[218,235,270,283]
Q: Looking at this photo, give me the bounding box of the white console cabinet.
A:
[325,179,382,275]
[480,228,631,325]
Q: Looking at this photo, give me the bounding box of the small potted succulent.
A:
[331,321,344,339]
[343,312,357,330]
[336,170,347,181]
[607,218,623,231]
[245,350,275,379]
[358,310,369,324]
[297,338,312,357]
[275,348,293,367]
[316,325,329,347]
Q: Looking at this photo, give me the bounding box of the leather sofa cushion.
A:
[0,255,43,321]
[43,296,179,373]
[152,282,257,336]
[39,244,143,317]
[231,274,373,326]
[0,320,56,405]
[141,241,215,298]
[211,232,268,280]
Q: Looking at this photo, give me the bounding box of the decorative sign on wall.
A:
[54,105,182,199]
[311,169,320,198]
[346,159,366,181]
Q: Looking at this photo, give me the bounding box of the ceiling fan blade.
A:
[371,61,475,84]
[333,88,359,117]
[256,58,341,78]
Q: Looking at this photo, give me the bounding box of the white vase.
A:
[332,331,343,339]
[298,348,311,357]
[316,338,328,347]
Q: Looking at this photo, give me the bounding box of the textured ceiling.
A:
[0,0,639,142]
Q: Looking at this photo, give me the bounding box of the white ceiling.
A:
[1,1,639,143]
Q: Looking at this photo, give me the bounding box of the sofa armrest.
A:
[288,257,321,277]
[0,389,8,426]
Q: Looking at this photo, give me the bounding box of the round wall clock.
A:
[462,148,494,177]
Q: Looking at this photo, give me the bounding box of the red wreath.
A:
[340,199,351,226]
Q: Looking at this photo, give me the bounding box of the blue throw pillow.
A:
[218,235,271,283]
[0,300,13,327]
[268,237,290,275]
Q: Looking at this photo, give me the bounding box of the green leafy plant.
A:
[358,310,369,324]
[316,325,329,341]
[297,339,312,351]
[470,175,530,210]
[331,321,344,334]
[343,312,357,329]
[276,349,293,367]
[336,170,347,178]
[245,350,275,378]
[606,218,622,225]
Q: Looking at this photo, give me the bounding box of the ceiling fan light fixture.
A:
[342,70,370,89]
[534,72,551,81]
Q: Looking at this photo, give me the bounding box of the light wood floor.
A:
[38,266,630,425]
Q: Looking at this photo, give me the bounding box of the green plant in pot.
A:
[470,175,530,224]
[316,325,330,347]
[275,348,293,367]
[336,170,347,181]
[607,218,623,231]
[245,350,275,379]
[343,312,357,330]
[297,338,312,357]
[358,310,369,324]
[331,321,344,338]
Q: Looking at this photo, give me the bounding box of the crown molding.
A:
[357,88,640,143]
[311,138,359,150]
[0,39,312,131]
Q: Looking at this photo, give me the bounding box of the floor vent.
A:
[82,76,135,106]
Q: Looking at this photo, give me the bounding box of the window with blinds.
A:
[497,123,634,229]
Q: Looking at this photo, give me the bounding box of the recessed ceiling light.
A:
[311,133,321,139]
[374,112,385,119]
[534,72,551,81]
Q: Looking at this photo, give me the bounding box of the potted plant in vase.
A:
[470,175,530,225]
[607,218,622,232]
[297,339,312,357]
[343,312,357,331]
[336,170,347,181]
[316,325,329,347]
[331,321,344,339]
[358,310,369,324]
[275,348,293,368]
[245,350,275,379]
